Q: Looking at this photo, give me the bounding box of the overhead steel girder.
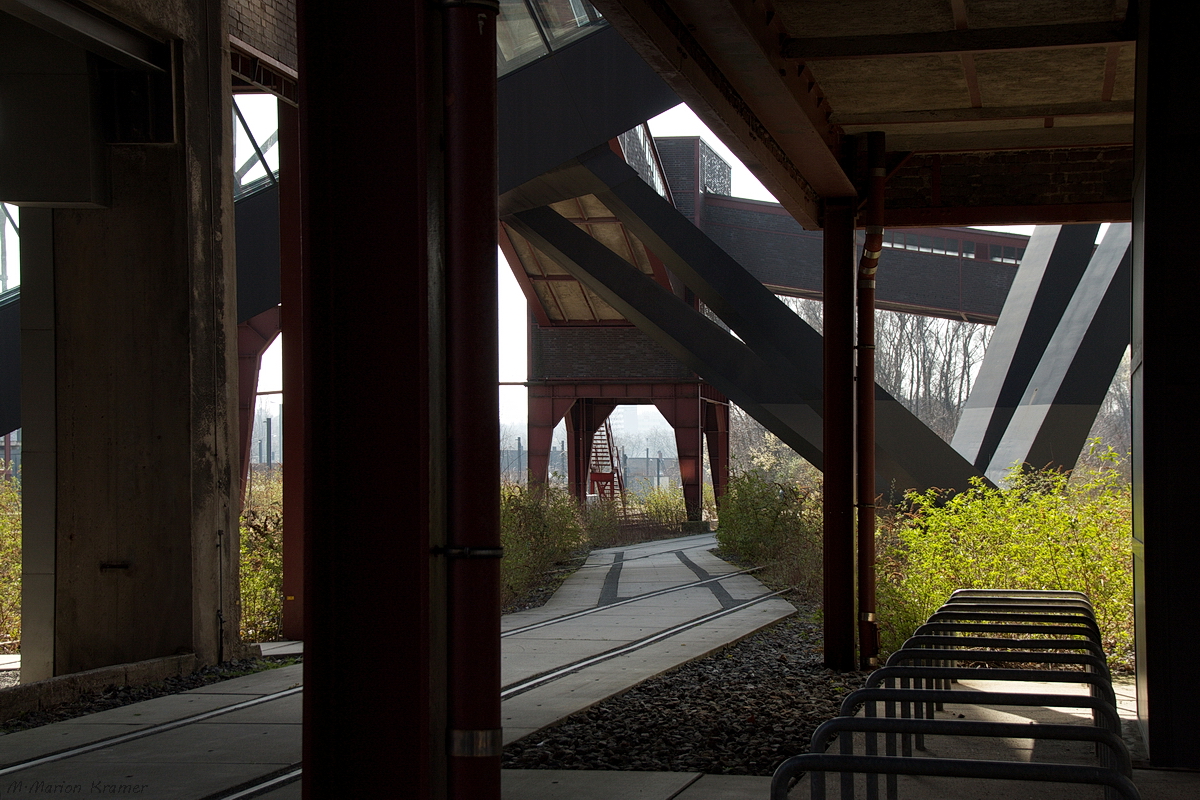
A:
[570,145,981,492]
[952,223,1103,472]
[506,205,825,468]
[985,224,1132,482]
[507,201,983,494]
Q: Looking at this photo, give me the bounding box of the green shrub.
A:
[500,482,585,606]
[877,449,1133,667]
[716,471,823,600]
[240,469,284,642]
[0,467,19,651]
[581,497,624,548]
[640,484,687,527]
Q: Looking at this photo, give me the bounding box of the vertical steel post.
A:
[823,197,858,672]
[444,2,502,798]
[857,132,886,669]
[278,99,305,641]
[298,2,442,796]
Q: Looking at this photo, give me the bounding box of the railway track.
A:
[0,534,792,798]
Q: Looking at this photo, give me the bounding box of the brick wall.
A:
[229,0,297,72]
[531,324,695,381]
[888,148,1134,211]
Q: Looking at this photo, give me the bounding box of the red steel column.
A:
[823,197,858,672]
[236,308,281,499]
[278,100,304,641]
[704,401,730,508]
[445,2,502,798]
[299,3,442,797]
[656,393,703,522]
[856,132,885,669]
[527,389,557,484]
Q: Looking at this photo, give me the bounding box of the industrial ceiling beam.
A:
[591,0,855,228]
[832,100,1135,127]
[0,0,169,72]
[883,124,1134,153]
[782,21,1135,61]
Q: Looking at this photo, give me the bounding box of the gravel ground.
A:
[503,605,869,777]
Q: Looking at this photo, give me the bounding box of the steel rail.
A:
[501,565,763,638]
[500,589,789,699]
[0,686,303,777]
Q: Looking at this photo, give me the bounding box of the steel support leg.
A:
[823,197,857,672]
[657,394,704,522]
[704,400,730,508]
[278,99,305,641]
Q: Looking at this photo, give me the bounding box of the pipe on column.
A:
[444,2,502,798]
[823,196,858,672]
[857,132,885,669]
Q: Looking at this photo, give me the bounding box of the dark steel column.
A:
[856,132,885,670]
[299,3,443,797]
[1132,0,1200,769]
[444,2,502,798]
[823,198,857,672]
[278,100,304,641]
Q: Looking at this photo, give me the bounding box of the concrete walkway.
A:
[500,533,796,744]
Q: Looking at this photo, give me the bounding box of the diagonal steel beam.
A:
[506,205,825,468]
[572,147,983,493]
[985,224,1132,481]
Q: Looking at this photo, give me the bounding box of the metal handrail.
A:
[886,647,1110,678]
[937,602,1097,619]
[864,666,1117,708]
[901,634,1105,660]
[927,611,1102,641]
[770,753,1141,800]
[944,595,1095,611]
[914,621,1100,641]
[951,588,1092,603]
[808,716,1131,800]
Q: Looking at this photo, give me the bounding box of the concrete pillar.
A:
[1132,0,1200,769]
[17,1,241,679]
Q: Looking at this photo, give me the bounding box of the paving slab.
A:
[674,774,775,799]
[184,664,303,695]
[57,690,250,726]
[501,769,700,800]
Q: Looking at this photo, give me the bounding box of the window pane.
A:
[963,241,975,257]
[498,0,547,75]
[534,0,598,46]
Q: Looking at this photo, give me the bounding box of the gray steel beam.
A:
[952,223,1102,470]
[567,146,982,492]
[507,200,983,493]
[505,205,825,468]
[498,25,677,195]
[986,224,1132,481]
[0,0,170,73]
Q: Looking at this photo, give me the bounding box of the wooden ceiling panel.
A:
[812,54,973,113]
[965,0,1122,29]
[973,47,1113,106]
[774,0,955,37]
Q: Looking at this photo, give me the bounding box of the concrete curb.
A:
[0,654,198,721]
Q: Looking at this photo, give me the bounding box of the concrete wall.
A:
[14,0,242,679]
